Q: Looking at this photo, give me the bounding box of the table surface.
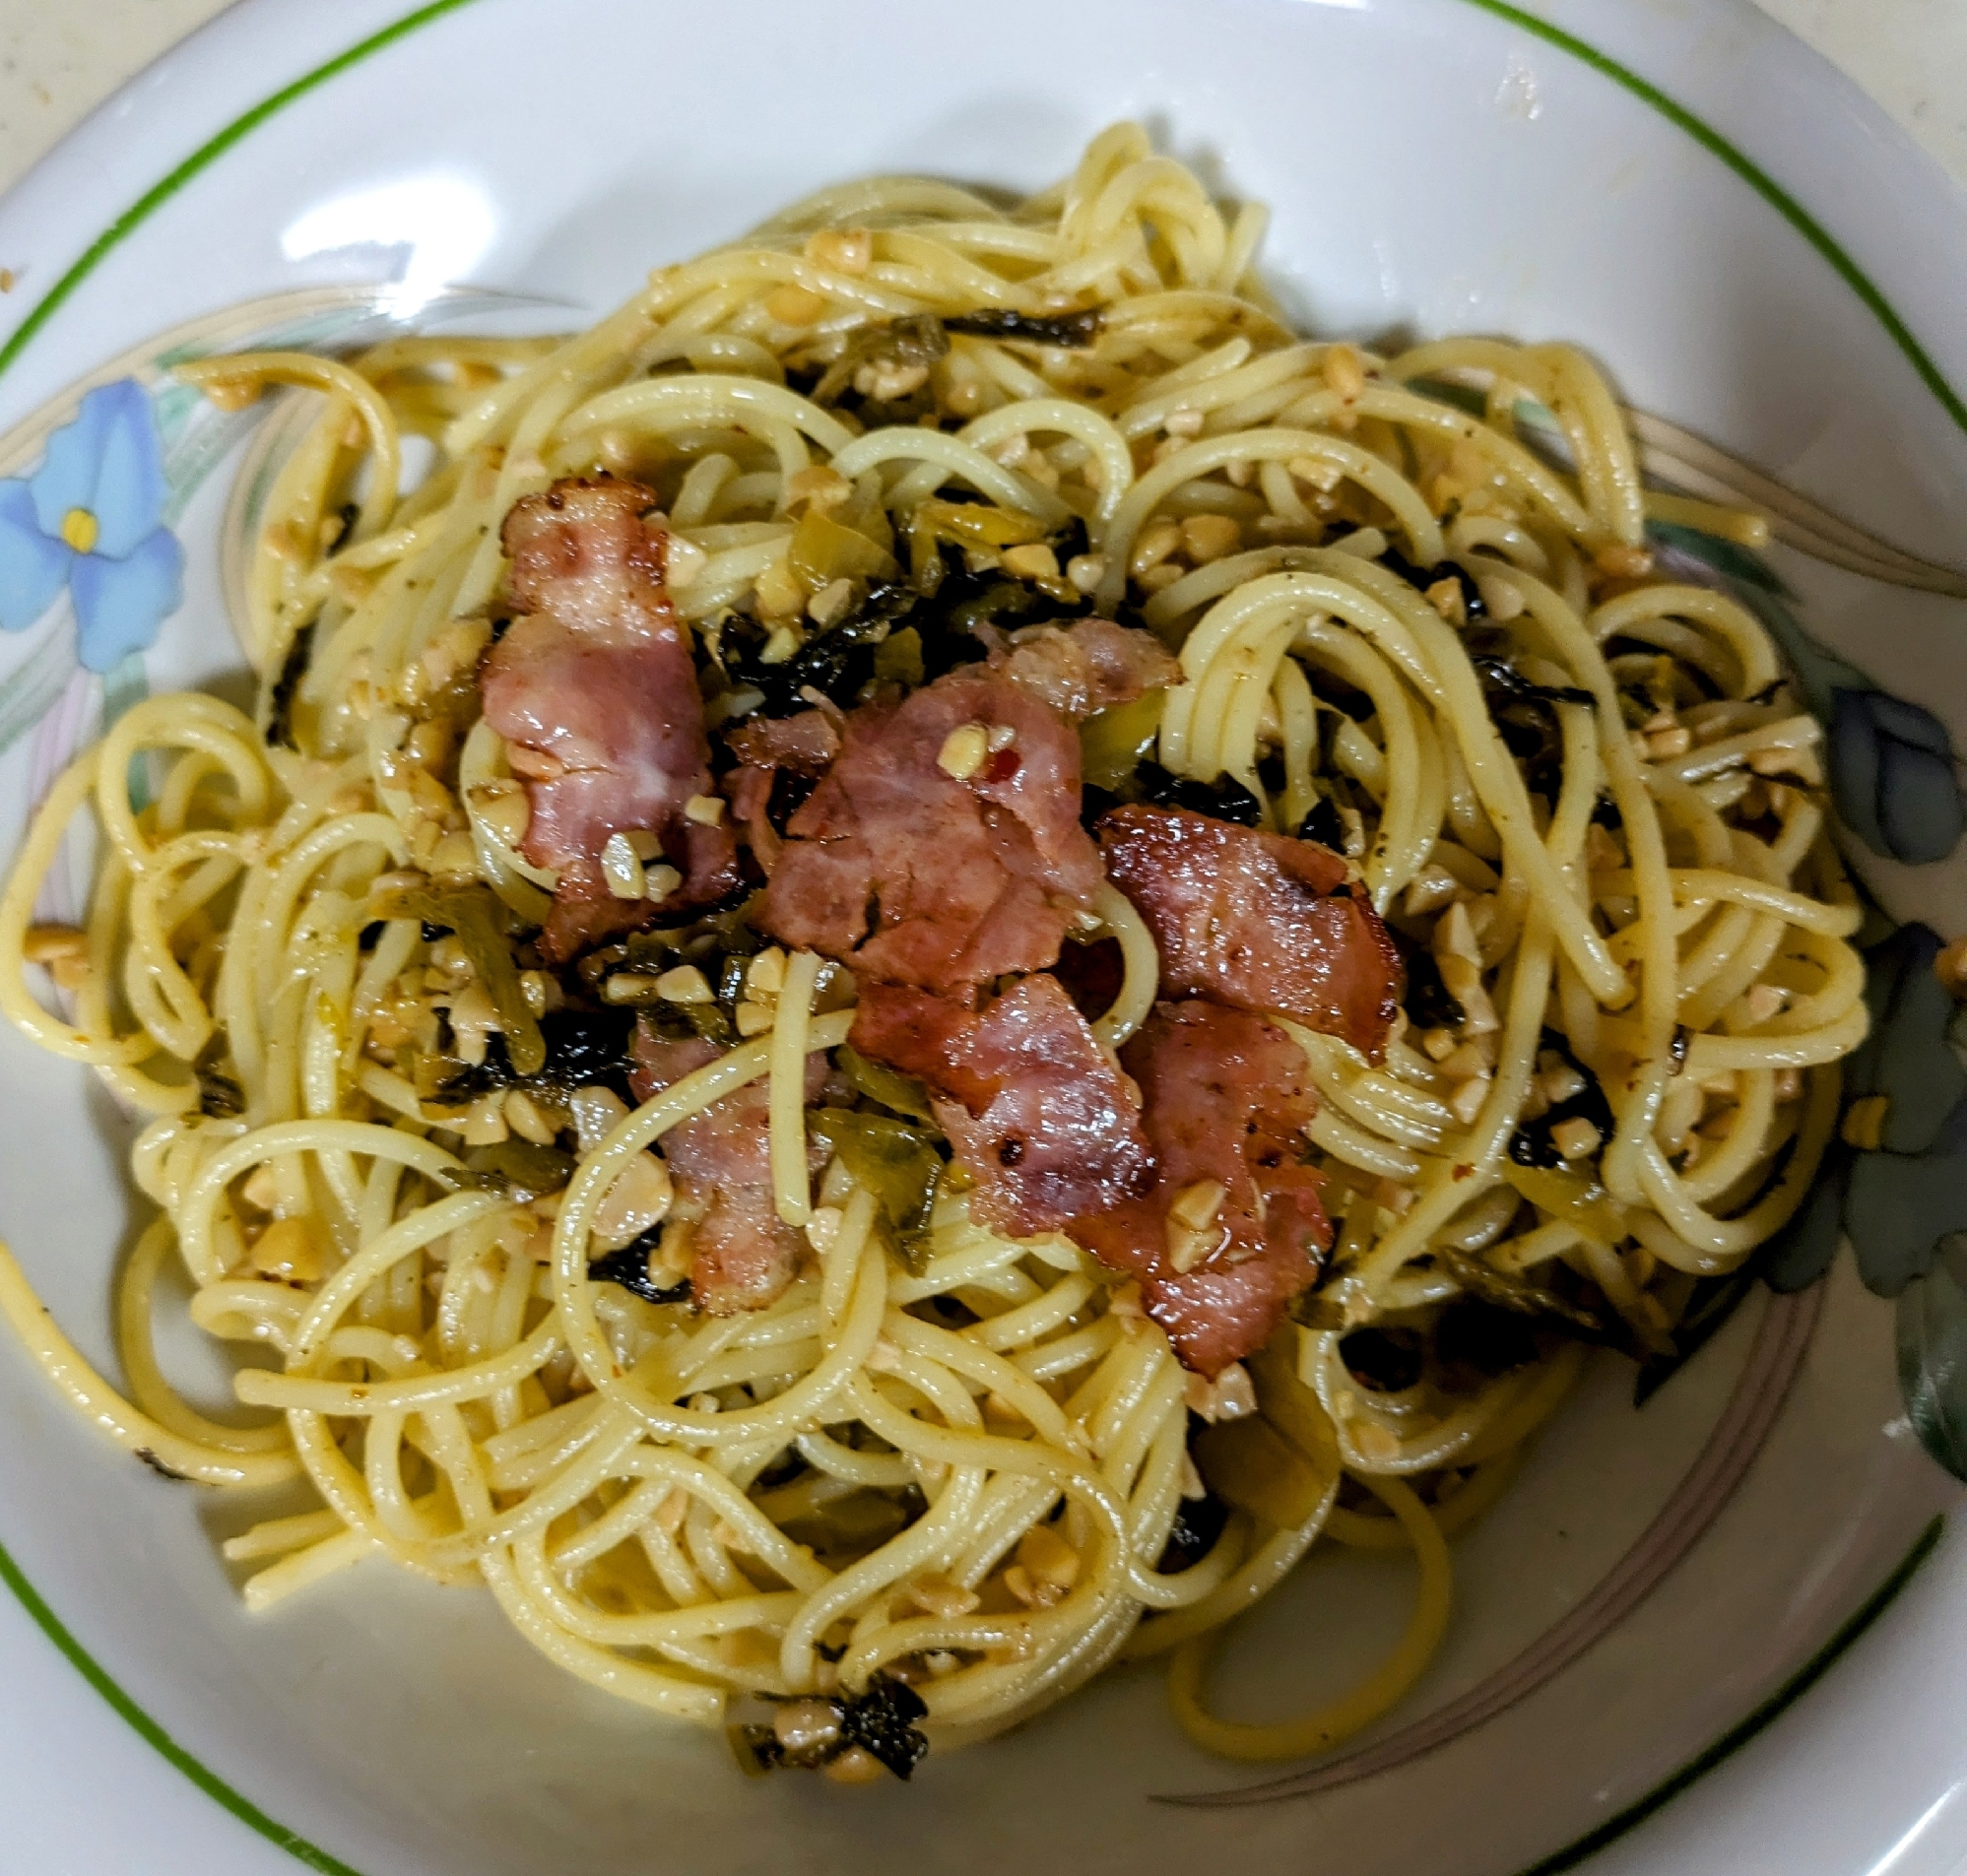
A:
[0,0,1964,199]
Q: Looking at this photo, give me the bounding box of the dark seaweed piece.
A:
[324,501,361,555]
[1508,1032,1615,1170]
[1134,760,1262,827]
[1156,1477,1230,1574]
[437,1007,636,1101]
[1460,635,1600,814]
[135,1448,190,1482]
[588,1236,689,1306]
[1340,1326,1425,1393]
[837,1676,931,1780]
[728,1671,930,1780]
[943,307,1103,348]
[264,621,315,750]
[1307,667,1378,723]
[1402,946,1464,1033]
[1079,781,1121,833]
[1470,655,1593,710]
[1379,547,1488,626]
[729,1724,794,1776]
[1669,1024,1691,1075]
[196,1067,245,1119]
[766,767,819,831]
[754,1446,807,1493]
[1432,1297,1541,1381]
[727,582,921,718]
[1297,796,1345,850]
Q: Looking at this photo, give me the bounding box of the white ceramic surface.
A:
[0,3,1965,1873]
[10,2,1967,205]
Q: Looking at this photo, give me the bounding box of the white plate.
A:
[2,1,1967,1871]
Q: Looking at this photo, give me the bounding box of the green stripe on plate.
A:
[0,1530,369,1875]
[0,0,487,387]
[1511,1515,1946,1876]
[0,4,1955,1872]
[1455,0,1967,434]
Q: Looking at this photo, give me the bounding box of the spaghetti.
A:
[0,124,1865,1780]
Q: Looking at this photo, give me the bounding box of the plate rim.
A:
[0,2,1960,1872]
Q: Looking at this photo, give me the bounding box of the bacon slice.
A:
[482,477,739,964]
[627,1029,826,1315]
[1098,806,1403,1061]
[991,617,1181,719]
[851,976,1155,1236]
[760,670,1102,994]
[1070,1001,1329,1376]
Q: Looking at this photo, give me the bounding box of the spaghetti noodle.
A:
[0,124,1864,1780]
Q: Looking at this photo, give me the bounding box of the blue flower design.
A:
[0,378,184,673]
[1766,922,1967,1297]
[1827,689,1965,867]
[1651,525,1967,869]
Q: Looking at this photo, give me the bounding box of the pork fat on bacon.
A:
[481,477,738,963]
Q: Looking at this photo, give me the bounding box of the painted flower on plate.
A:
[1826,689,1965,867]
[0,377,184,673]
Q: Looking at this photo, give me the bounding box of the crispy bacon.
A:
[1070,1001,1329,1376]
[1099,806,1403,1061]
[991,617,1181,719]
[726,709,841,778]
[851,976,1155,1236]
[760,670,1102,994]
[627,1029,826,1315]
[481,477,739,963]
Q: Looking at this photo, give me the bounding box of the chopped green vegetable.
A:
[872,624,925,688]
[1433,1242,1611,1339]
[837,1043,937,1122]
[781,1487,914,1556]
[808,1107,941,1230]
[811,313,950,407]
[913,497,1049,552]
[1079,693,1164,794]
[788,506,897,590]
[944,308,1103,348]
[373,882,545,1077]
[463,1139,574,1198]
